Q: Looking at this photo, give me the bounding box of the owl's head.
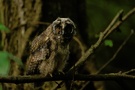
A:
[52,17,76,44]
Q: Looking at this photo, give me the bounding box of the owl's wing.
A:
[30,33,49,53]
[26,43,49,75]
[30,25,52,53]
[26,26,52,74]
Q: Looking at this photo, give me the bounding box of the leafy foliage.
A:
[8,53,23,67]
[0,23,10,33]
[0,51,23,76]
[104,39,113,47]
[0,51,10,76]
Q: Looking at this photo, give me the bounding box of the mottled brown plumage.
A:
[26,17,76,77]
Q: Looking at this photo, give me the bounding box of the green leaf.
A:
[8,53,23,67]
[0,51,10,76]
[0,51,23,76]
[104,39,113,47]
[0,84,2,90]
[0,23,10,32]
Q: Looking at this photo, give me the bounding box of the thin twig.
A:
[103,10,123,35]
[12,22,50,30]
[103,8,135,39]
[124,69,135,75]
[73,36,85,55]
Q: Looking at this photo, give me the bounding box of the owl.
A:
[26,17,76,77]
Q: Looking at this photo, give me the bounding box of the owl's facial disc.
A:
[52,18,76,44]
[52,18,76,36]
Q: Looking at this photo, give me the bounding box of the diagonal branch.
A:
[103,8,135,39]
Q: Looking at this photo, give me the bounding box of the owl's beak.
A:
[61,23,65,30]
[61,23,65,35]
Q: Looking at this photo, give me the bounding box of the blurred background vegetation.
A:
[0,0,135,90]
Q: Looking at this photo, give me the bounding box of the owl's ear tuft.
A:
[56,17,61,20]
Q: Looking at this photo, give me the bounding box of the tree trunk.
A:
[0,0,42,89]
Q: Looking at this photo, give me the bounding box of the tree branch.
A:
[0,72,135,83]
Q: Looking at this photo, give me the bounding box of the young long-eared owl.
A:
[26,17,76,76]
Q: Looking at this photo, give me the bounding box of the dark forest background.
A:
[0,0,135,90]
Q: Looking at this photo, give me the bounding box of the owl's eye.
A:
[64,24,74,35]
[55,25,63,35]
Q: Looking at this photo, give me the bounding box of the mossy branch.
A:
[0,72,135,83]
